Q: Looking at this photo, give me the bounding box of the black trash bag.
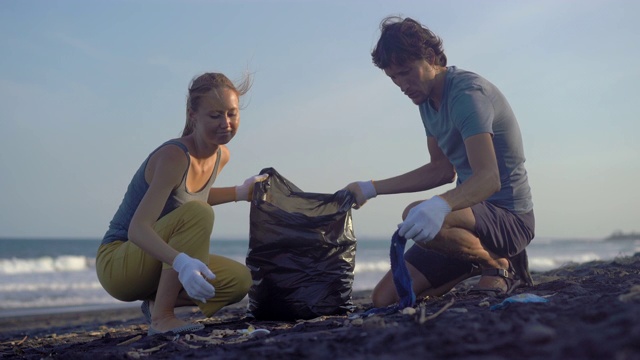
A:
[246,167,357,320]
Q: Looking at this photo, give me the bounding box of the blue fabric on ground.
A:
[390,230,416,308]
[360,231,416,317]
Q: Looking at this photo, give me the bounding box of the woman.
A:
[97,72,267,335]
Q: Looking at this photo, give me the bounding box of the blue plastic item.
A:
[390,230,416,308]
[359,231,416,317]
[490,293,549,310]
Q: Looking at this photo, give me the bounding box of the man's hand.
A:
[345,181,377,209]
[172,253,216,303]
[235,174,269,201]
[398,196,451,243]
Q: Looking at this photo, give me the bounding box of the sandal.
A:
[148,323,204,336]
[468,268,522,297]
[141,300,152,324]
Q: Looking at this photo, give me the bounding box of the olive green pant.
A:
[96,201,251,317]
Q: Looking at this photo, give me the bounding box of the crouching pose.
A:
[97,72,267,335]
[345,16,535,307]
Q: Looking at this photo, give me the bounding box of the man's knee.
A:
[371,282,398,308]
[402,201,423,220]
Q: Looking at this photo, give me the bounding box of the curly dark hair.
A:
[371,16,447,69]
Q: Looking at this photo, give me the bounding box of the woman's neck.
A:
[186,135,218,160]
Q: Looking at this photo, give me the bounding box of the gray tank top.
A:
[102,140,222,244]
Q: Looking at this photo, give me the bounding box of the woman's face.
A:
[190,87,240,145]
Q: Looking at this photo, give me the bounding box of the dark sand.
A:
[2,254,639,359]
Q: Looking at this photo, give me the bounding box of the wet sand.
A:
[1,254,639,359]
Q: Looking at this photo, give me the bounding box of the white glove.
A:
[172,253,216,303]
[398,196,451,243]
[235,174,269,201]
[345,180,377,209]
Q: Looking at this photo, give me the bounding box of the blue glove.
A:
[398,196,451,243]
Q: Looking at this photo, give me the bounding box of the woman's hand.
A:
[235,174,269,201]
[172,253,216,303]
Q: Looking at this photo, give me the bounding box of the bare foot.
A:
[149,299,193,332]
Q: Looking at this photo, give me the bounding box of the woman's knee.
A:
[166,201,214,256]
[199,266,252,318]
[212,259,252,302]
[228,265,252,301]
[181,201,214,228]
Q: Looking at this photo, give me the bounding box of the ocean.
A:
[1,236,639,318]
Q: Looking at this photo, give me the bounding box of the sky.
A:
[1,0,638,241]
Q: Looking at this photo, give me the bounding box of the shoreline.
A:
[0,302,140,319]
[3,237,638,316]
[2,255,639,359]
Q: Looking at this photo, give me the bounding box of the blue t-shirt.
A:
[419,66,533,213]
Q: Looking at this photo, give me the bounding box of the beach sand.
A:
[1,254,639,360]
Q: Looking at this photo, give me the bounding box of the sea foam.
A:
[0,255,92,274]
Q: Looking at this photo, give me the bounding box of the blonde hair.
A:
[182,72,253,136]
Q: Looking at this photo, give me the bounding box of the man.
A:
[346,16,534,307]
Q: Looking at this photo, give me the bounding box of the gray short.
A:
[404,201,535,288]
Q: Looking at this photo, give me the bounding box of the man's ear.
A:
[425,48,436,65]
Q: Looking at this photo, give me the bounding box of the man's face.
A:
[383,59,436,105]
